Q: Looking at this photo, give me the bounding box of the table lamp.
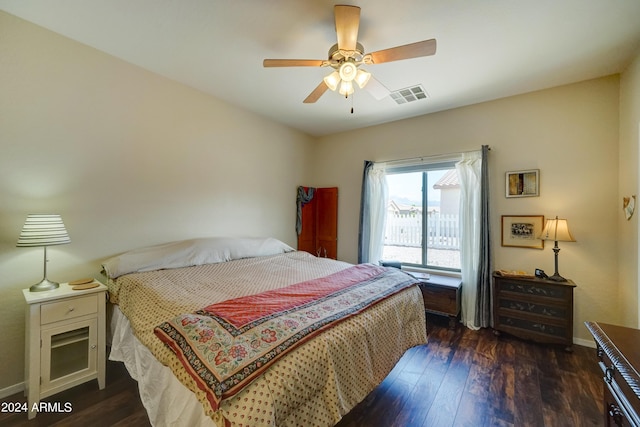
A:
[539,216,575,282]
[17,214,70,292]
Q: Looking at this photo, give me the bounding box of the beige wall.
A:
[619,51,640,328]
[0,12,314,392]
[313,76,621,345]
[1,10,638,396]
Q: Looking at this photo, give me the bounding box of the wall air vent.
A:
[390,85,429,105]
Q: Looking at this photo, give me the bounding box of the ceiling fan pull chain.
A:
[351,92,354,114]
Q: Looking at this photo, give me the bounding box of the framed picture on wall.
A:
[501,215,545,249]
[505,169,539,197]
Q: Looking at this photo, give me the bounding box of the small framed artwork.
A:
[506,169,539,198]
[501,215,545,249]
[623,195,636,220]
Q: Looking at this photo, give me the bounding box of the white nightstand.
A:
[22,280,107,419]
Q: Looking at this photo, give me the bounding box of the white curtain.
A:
[366,163,388,264]
[456,151,482,329]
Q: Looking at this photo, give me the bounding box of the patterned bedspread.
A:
[108,251,427,427]
[154,264,417,411]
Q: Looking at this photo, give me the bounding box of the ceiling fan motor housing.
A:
[328,42,365,62]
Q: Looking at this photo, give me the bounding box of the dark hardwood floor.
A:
[1,314,603,426]
[0,360,150,427]
[337,315,603,427]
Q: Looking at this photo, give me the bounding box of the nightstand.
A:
[415,274,462,329]
[22,281,107,419]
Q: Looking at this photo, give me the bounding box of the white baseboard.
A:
[574,336,596,348]
[0,382,24,399]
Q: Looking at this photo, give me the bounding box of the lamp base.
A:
[29,278,60,292]
[547,273,567,282]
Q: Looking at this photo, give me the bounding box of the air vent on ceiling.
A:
[390,85,429,105]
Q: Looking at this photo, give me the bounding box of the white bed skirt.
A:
[109,305,216,427]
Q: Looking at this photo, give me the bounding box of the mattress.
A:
[106,250,426,426]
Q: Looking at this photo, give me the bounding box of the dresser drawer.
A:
[497,298,568,319]
[41,295,98,324]
[496,279,570,300]
[497,315,567,339]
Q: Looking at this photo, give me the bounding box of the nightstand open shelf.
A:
[23,281,107,419]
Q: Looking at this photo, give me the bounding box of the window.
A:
[382,161,461,271]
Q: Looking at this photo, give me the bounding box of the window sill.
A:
[402,267,461,279]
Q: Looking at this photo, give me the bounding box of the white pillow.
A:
[102,237,294,279]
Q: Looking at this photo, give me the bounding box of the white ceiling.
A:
[2,0,640,137]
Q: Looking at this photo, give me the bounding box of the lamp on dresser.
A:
[538,216,575,282]
[17,214,70,292]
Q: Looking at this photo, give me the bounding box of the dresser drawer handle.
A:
[608,403,623,426]
[605,366,615,383]
[68,307,75,312]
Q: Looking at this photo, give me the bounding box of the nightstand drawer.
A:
[41,295,98,324]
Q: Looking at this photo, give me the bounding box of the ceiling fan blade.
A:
[364,76,390,100]
[303,81,329,103]
[334,5,360,52]
[368,39,437,64]
[263,59,325,67]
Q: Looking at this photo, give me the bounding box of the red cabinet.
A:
[297,187,338,259]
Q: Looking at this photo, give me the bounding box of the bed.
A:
[103,237,427,427]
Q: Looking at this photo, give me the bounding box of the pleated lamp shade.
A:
[17,214,70,247]
[17,214,70,292]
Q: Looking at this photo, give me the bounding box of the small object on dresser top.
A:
[69,277,94,285]
[408,272,430,281]
[71,281,99,290]
[494,269,535,278]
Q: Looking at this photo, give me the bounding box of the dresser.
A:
[585,322,640,427]
[492,273,576,351]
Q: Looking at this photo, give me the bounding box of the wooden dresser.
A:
[492,272,576,351]
[585,322,640,427]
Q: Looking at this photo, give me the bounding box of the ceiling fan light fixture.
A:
[354,69,371,89]
[338,61,357,82]
[323,71,340,91]
[339,80,354,96]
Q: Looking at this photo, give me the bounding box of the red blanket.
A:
[154,264,417,410]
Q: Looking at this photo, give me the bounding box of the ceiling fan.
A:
[263,4,437,104]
